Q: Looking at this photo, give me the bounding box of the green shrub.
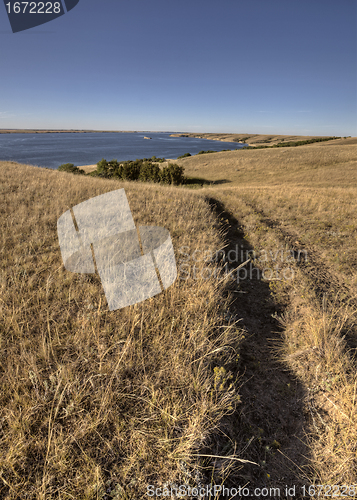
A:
[141,156,166,163]
[159,166,171,184]
[121,161,141,181]
[96,159,120,178]
[58,163,85,175]
[76,158,186,185]
[139,162,161,182]
[167,163,185,185]
[159,163,184,185]
[178,153,191,159]
[233,136,250,143]
[96,158,111,177]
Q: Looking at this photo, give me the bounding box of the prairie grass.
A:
[195,138,357,485]
[1,135,357,496]
[0,162,244,498]
[206,185,357,483]
[174,139,357,188]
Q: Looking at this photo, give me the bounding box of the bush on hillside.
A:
[138,156,166,163]
[138,162,161,182]
[233,136,250,143]
[96,159,119,178]
[159,163,185,185]
[91,158,185,185]
[58,163,85,175]
[121,160,141,181]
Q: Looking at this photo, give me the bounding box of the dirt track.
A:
[204,179,357,486]
[205,197,311,488]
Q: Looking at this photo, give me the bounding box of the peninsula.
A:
[169,132,347,147]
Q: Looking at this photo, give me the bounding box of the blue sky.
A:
[1,0,356,136]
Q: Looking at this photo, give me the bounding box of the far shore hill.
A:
[169,132,351,147]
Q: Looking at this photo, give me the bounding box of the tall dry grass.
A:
[0,162,244,498]
[2,136,357,495]
[175,141,357,188]
[204,148,357,485]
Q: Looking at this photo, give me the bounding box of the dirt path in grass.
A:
[205,197,312,490]
[237,197,357,353]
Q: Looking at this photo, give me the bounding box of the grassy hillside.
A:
[1,136,357,497]
[0,163,244,498]
[194,139,357,486]
[203,186,357,486]
[174,138,357,187]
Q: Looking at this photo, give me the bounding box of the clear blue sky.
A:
[1,0,356,136]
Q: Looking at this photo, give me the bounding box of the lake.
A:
[0,132,244,170]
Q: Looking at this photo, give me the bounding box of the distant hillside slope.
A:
[169,132,350,146]
[174,140,357,187]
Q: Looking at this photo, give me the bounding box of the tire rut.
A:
[205,196,312,490]
[240,197,357,353]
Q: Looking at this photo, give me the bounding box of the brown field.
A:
[1,136,357,498]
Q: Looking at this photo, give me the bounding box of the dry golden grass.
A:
[0,162,244,498]
[184,138,357,486]
[204,185,357,485]
[2,136,357,496]
[80,164,98,173]
[175,140,357,187]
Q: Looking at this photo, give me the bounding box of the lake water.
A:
[0,132,243,170]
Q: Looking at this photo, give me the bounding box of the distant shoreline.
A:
[169,132,346,147]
